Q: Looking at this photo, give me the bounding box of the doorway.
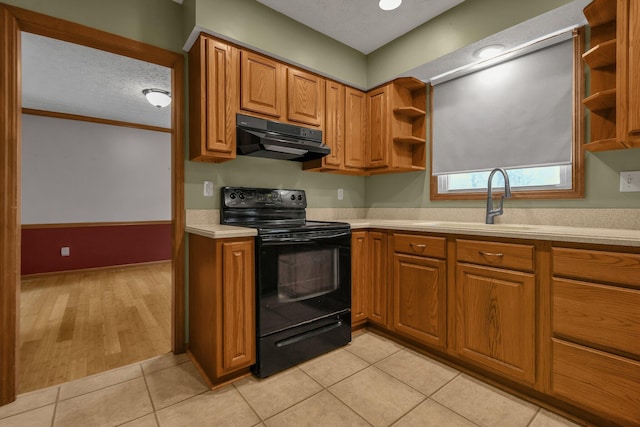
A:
[0,4,185,404]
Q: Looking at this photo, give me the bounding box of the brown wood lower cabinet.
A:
[455,262,536,385]
[392,253,446,349]
[550,245,640,424]
[368,231,389,328]
[454,238,536,386]
[551,339,640,426]
[188,234,255,387]
[390,232,447,349]
[185,228,640,424]
[351,230,369,327]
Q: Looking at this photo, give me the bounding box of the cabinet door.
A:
[619,0,640,146]
[351,231,368,326]
[188,36,239,162]
[345,87,367,169]
[367,86,389,169]
[217,239,255,375]
[287,67,324,127]
[205,39,239,157]
[240,51,284,118]
[368,231,388,327]
[323,81,345,168]
[455,262,535,384]
[393,253,446,348]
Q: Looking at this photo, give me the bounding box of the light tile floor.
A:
[0,331,584,427]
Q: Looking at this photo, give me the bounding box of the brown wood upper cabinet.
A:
[366,78,427,173]
[240,50,286,119]
[583,0,640,150]
[391,233,447,349]
[240,52,326,130]
[303,80,367,175]
[303,83,367,173]
[188,34,427,172]
[344,87,368,169]
[454,239,536,385]
[188,35,239,162]
[549,245,640,425]
[618,0,640,146]
[188,235,255,387]
[286,67,324,127]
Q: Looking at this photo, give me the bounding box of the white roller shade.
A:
[431,36,574,176]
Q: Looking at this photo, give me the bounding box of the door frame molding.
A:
[0,3,185,404]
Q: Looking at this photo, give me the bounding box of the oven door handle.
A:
[262,237,314,244]
[261,231,351,244]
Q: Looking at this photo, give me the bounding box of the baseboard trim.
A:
[20,259,171,279]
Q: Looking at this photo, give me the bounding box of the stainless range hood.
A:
[236,114,329,162]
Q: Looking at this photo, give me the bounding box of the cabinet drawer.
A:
[551,339,640,426]
[456,239,534,271]
[553,278,640,357]
[552,247,640,288]
[394,233,446,259]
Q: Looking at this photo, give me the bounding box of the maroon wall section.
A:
[21,223,171,275]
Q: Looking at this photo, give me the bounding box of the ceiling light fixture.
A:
[142,88,171,108]
[379,0,402,11]
[472,44,505,59]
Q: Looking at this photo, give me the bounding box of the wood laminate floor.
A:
[18,261,172,393]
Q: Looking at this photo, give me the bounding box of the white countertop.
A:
[186,219,640,247]
[186,224,258,239]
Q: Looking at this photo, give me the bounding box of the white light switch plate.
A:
[337,188,344,200]
[620,171,640,192]
[203,181,214,197]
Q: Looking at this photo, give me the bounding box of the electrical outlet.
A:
[620,171,640,192]
[337,188,344,200]
[61,247,70,257]
[203,181,214,197]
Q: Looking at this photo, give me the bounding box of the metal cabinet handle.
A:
[410,243,427,252]
[479,251,504,257]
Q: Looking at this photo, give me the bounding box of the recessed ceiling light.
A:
[473,44,505,59]
[142,88,171,108]
[379,0,402,11]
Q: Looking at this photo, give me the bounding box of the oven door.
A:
[256,229,351,337]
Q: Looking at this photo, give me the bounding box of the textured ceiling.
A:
[21,33,172,129]
[256,0,466,54]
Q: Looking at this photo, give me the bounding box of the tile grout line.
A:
[526,407,543,427]
[50,386,61,427]
[232,378,273,423]
[140,360,161,425]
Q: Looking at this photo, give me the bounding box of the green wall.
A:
[7,0,640,210]
[365,150,640,208]
[3,0,184,52]
[190,0,368,89]
[186,157,365,209]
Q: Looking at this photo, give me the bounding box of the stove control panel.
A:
[222,187,306,208]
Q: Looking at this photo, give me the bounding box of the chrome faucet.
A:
[485,168,512,224]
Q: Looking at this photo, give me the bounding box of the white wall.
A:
[21,114,171,224]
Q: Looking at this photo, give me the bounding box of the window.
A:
[438,165,573,194]
[430,29,584,200]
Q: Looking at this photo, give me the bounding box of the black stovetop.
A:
[221,187,349,234]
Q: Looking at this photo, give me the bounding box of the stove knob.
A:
[239,193,245,200]
[298,195,303,201]
[229,193,236,200]
[290,195,296,201]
